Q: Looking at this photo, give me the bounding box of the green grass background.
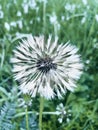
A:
[0,0,98,130]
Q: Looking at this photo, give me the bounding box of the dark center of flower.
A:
[36,57,57,73]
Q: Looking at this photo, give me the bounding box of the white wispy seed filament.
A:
[11,35,83,99]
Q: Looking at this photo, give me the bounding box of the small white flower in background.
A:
[56,103,66,114]
[82,0,88,5]
[22,4,29,14]
[65,3,76,13]
[10,21,17,27]
[10,20,23,29]
[0,5,2,10]
[49,12,57,24]
[11,35,83,99]
[4,22,10,31]
[18,98,32,108]
[17,20,23,29]
[38,0,47,4]
[86,60,90,64]
[61,16,65,21]
[81,12,87,24]
[22,0,37,13]
[29,0,37,9]
[0,10,4,19]
[66,15,70,21]
[0,5,4,19]
[93,43,98,48]
[36,17,40,22]
[81,16,86,24]
[30,20,33,24]
[66,118,70,123]
[56,103,71,123]
[49,12,60,33]
[95,14,98,22]
[17,11,22,17]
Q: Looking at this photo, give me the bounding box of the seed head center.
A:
[36,57,57,73]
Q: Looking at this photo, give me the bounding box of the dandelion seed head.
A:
[11,35,83,99]
[36,57,57,73]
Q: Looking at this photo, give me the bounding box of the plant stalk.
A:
[25,107,29,130]
[39,97,44,130]
[43,0,46,34]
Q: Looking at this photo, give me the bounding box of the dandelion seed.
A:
[11,35,83,99]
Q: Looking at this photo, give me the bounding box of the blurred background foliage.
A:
[0,0,98,130]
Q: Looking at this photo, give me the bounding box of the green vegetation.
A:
[0,0,98,129]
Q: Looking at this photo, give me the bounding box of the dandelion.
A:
[11,35,83,99]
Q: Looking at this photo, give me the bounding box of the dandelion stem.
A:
[25,107,29,130]
[39,96,44,130]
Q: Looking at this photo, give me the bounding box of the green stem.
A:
[43,0,46,34]
[39,97,44,130]
[25,107,29,130]
[54,23,57,37]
